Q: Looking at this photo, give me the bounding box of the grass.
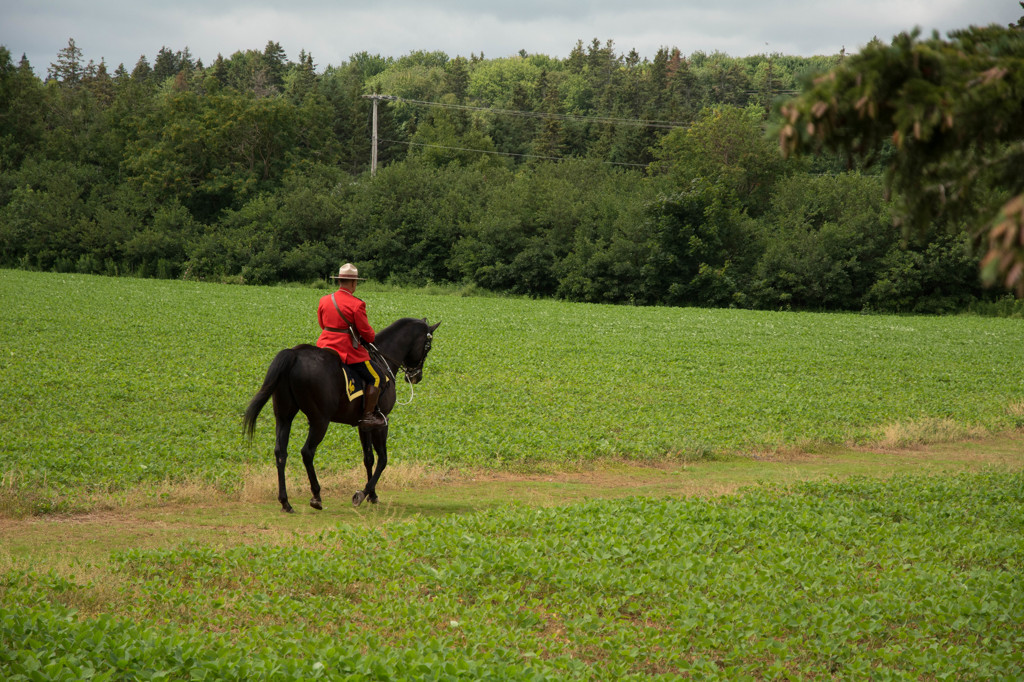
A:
[2,268,1024,516]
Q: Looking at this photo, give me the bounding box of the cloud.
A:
[2,0,1020,76]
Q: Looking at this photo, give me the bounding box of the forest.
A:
[0,37,1001,312]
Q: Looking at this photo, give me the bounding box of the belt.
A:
[325,326,349,333]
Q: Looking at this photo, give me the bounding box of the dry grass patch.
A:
[0,461,463,519]
[237,460,461,505]
[1006,401,1024,427]
[869,418,989,450]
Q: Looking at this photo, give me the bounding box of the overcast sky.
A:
[3,0,1020,76]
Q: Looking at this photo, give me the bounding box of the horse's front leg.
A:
[301,419,329,510]
[352,425,385,503]
[353,429,375,507]
[353,426,388,507]
[366,426,389,502]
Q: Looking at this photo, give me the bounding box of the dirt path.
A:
[2,436,1022,568]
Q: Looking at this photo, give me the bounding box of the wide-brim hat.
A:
[331,263,365,280]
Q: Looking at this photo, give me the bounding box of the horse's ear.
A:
[428,321,441,333]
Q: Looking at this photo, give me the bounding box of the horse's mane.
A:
[377,317,425,337]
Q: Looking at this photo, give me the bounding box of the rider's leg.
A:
[357,361,386,430]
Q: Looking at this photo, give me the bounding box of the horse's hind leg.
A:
[301,417,329,510]
[274,415,295,513]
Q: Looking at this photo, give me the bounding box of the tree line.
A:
[0,37,1001,312]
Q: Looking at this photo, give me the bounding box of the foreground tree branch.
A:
[778,15,1024,295]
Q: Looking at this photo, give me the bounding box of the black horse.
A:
[244,317,440,512]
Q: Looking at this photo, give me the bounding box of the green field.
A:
[2,268,1023,514]
[3,270,1024,679]
[3,472,1024,679]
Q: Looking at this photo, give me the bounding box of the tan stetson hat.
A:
[331,263,365,280]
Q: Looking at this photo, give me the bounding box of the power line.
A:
[380,138,650,168]
[368,94,690,130]
[364,94,668,173]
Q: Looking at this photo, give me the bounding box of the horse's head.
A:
[402,319,440,384]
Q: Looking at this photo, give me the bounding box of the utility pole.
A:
[362,95,395,177]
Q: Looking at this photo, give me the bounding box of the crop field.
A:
[2,269,1024,679]
[2,269,1023,512]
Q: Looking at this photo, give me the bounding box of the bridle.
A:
[403,330,432,383]
[367,329,433,406]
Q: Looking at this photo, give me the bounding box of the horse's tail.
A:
[243,348,298,442]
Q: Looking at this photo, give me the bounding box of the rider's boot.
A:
[358,384,387,430]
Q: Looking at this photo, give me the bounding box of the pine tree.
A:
[534,73,563,159]
[152,47,180,82]
[260,40,287,93]
[286,50,316,102]
[84,59,114,103]
[445,56,469,103]
[130,55,151,81]
[48,37,83,86]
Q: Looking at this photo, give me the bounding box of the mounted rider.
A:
[316,263,387,430]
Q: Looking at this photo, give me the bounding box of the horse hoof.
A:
[282,506,294,514]
[310,498,323,510]
[352,491,366,507]
[368,495,379,505]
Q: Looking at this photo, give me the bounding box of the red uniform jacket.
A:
[316,288,376,364]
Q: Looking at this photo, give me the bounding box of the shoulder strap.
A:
[330,293,361,349]
[330,293,348,323]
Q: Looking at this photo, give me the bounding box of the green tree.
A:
[651,104,787,216]
[83,59,114,104]
[41,51,113,167]
[342,158,494,283]
[454,160,643,297]
[532,71,563,159]
[121,200,197,278]
[0,158,106,270]
[0,48,46,169]
[123,89,305,221]
[319,63,381,173]
[693,52,750,108]
[130,55,151,81]
[553,167,654,304]
[750,172,897,309]
[637,184,750,306]
[863,233,981,313]
[445,55,469,102]
[409,113,501,169]
[346,51,393,81]
[665,51,700,123]
[365,50,449,104]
